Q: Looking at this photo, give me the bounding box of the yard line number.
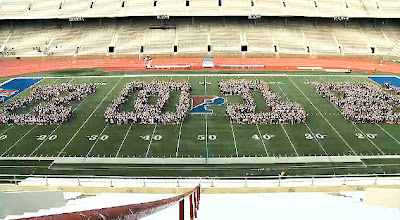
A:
[252,134,275,140]
[87,135,109,141]
[140,135,162,141]
[36,134,58,141]
[305,133,326,140]
[0,135,7,141]
[197,134,217,141]
[356,133,378,139]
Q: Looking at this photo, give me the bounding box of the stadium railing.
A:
[1,173,400,188]
[18,185,201,220]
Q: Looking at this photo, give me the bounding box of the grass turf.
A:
[1,70,400,177]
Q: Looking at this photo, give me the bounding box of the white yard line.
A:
[84,124,109,161]
[54,77,123,159]
[29,78,78,156]
[353,76,400,148]
[317,76,385,155]
[116,123,134,157]
[353,123,385,155]
[204,76,209,160]
[176,122,183,157]
[280,124,299,156]
[288,76,357,155]
[0,126,13,136]
[0,78,61,157]
[256,124,269,156]
[274,82,300,156]
[1,126,36,157]
[375,123,400,146]
[304,123,330,157]
[145,124,158,158]
[229,121,239,157]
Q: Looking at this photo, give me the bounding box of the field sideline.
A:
[1,70,400,177]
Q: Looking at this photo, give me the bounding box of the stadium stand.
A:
[0,18,399,58]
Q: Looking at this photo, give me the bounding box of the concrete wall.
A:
[0,190,65,219]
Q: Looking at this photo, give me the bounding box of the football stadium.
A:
[1,0,400,219]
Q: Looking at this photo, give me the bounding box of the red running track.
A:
[1,58,400,77]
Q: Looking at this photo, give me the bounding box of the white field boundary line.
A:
[29,77,78,157]
[315,76,385,155]
[0,77,45,106]
[176,122,183,157]
[84,123,109,163]
[0,78,56,136]
[15,74,397,79]
[116,122,134,157]
[49,77,123,168]
[229,121,239,157]
[287,77,358,156]
[4,155,400,164]
[354,76,400,148]
[0,78,61,157]
[255,124,269,156]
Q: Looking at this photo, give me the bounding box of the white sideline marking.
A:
[116,123,133,157]
[84,124,109,162]
[1,126,36,157]
[24,74,390,79]
[230,121,239,157]
[145,124,158,158]
[288,76,357,156]
[53,77,123,159]
[256,124,269,156]
[176,122,183,157]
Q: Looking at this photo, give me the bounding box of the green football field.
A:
[1,70,400,178]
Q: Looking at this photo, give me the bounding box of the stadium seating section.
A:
[0,18,399,58]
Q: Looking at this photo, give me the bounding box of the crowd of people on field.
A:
[104,81,191,125]
[0,83,96,125]
[219,80,307,124]
[313,82,400,124]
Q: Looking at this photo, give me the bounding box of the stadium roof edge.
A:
[0,14,399,20]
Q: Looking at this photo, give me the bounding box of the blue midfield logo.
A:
[191,96,225,114]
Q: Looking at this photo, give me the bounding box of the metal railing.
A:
[1,173,400,188]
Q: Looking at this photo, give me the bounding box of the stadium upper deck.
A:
[0,0,399,19]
